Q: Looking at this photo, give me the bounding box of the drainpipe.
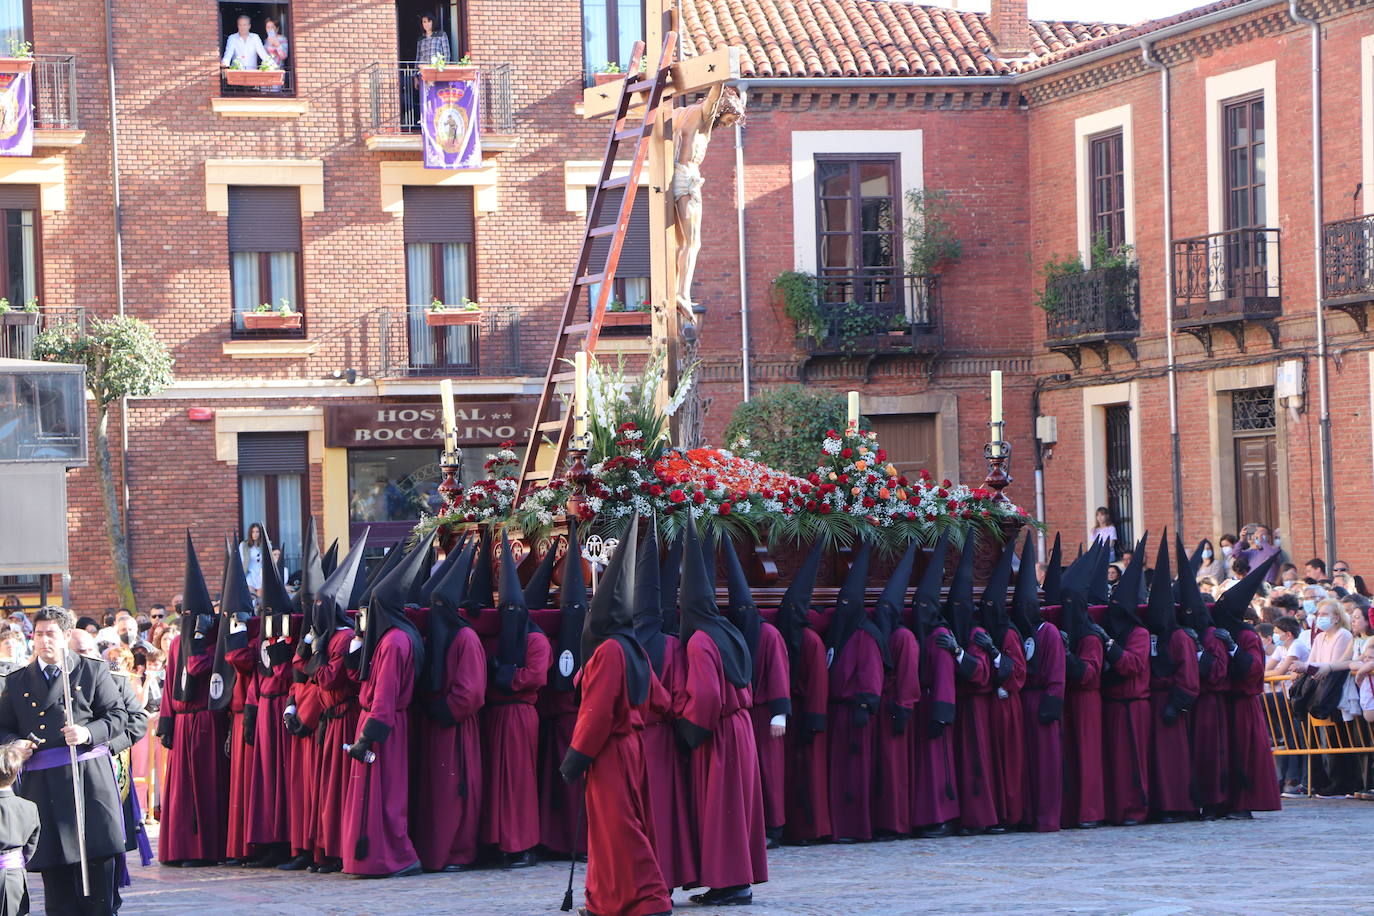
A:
[734,99,751,401]
[1032,385,1046,558]
[103,0,132,534]
[1289,1,1335,565]
[1141,41,1183,538]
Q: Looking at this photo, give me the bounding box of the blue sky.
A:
[953,1,1208,25]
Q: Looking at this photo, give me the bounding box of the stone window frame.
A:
[1073,104,1134,264]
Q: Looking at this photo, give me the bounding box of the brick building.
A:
[3,0,1371,610]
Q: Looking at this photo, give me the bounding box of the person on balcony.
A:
[221,16,269,71]
[263,17,289,69]
[416,15,450,67]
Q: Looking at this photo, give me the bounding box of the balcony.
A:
[375,304,535,378]
[0,306,84,361]
[1322,214,1374,331]
[1044,263,1140,370]
[801,272,939,379]
[363,61,515,151]
[1172,228,1281,354]
[216,65,296,98]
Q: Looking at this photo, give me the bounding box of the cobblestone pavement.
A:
[55,799,1366,915]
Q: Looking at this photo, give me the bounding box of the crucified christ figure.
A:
[671,84,745,338]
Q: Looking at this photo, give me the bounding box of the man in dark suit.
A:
[0,606,129,916]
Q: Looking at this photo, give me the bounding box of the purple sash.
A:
[0,848,23,869]
[24,743,110,772]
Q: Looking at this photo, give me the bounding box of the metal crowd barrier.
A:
[1262,672,1374,795]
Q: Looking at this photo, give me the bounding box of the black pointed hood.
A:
[424,538,476,696]
[420,534,467,609]
[1176,533,1211,631]
[307,530,369,675]
[582,513,649,705]
[523,539,559,610]
[827,541,884,666]
[464,529,495,611]
[659,532,684,636]
[912,532,951,642]
[678,515,751,688]
[1104,542,1145,639]
[944,534,977,646]
[1144,532,1177,637]
[256,532,296,676]
[1010,533,1040,637]
[1087,540,1112,608]
[1189,539,1208,576]
[875,540,917,666]
[1040,534,1063,607]
[977,534,1018,648]
[298,518,325,627]
[633,519,666,675]
[720,536,762,682]
[494,530,537,684]
[356,538,405,612]
[359,527,434,682]
[321,538,339,577]
[1210,554,1275,634]
[210,533,255,710]
[777,538,823,675]
[173,531,216,704]
[551,524,588,692]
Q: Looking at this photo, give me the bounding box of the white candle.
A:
[573,351,589,439]
[439,378,457,456]
[847,390,860,429]
[989,370,1003,457]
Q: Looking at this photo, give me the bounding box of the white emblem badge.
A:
[558,650,575,678]
[1023,637,1035,660]
[209,673,224,701]
[1149,634,1159,657]
[825,646,835,669]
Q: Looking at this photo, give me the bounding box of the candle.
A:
[573,351,589,439]
[439,378,457,456]
[989,370,1003,457]
[847,390,860,429]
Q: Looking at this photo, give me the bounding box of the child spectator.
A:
[0,741,40,914]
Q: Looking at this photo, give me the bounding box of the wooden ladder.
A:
[515,32,677,491]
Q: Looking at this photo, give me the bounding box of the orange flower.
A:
[858,446,869,455]
[878,487,891,499]
[896,488,908,501]
[850,486,861,497]
[854,460,867,472]
[828,472,837,481]
[886,463,898,476]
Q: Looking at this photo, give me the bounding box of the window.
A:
[228,186,302,336]
[0,186,38,308]
[0,0,26,53]
[585,186,650,315]
[348,448,446,524]
[814,155,903,320]
[1089,130,1125,256]
[582,0,644,80]
[218,2,294,96]
[404,187,476,372]
[1104,404,1133,549]
[1222,95,1268,295]
[237,432,308,574]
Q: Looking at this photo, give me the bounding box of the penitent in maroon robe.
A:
[569,639,673,916]
[1061,632,1105,827]
[989,629,1027,828]
[748,622,791,834]
[480,630,551,854]
[538,688,584,856]
[642,634,695,889]
[872,626,919,835]
[312,629,361,862]
[1101,626,1152,825]
[412,626,485,871]
[288,662,324,857]
[1148,628,1200,815]
[247,645,294,847]
[1190,626,1231,811]
[826,628,883,841]
[224,643,256,860]
[681,631,768,889]
[1225,628,1281,813]
[1020,620,1066,832]
[783,626,829,844]
[342,628,419,875]
[913,627,960,829]
[159,636,229,863]
[952,632,997,831]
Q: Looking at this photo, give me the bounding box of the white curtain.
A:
[240,475,266,535]
[276,473,303,572]
[406,243,434,368]
[18,211,33,303]
[622,276,649,311]
[0,2,22,57]
[441,242,472,364]
[231,253,260,327]
[269,252,297,309]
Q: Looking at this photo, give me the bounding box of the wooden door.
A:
[1234,434,1277,532]
[867,414,937,480]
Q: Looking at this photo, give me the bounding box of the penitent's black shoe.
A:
[1119,819,1142,827]
[277,853,311,871]
[503,850,538,869]
[1075,821,1103,830]
[392,861,423,878]
[917,822,953,839]
[691,885,752,906]
[315,859,342,875]
[1224,810,1254,820]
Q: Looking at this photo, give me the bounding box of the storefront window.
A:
[349,448,445,523]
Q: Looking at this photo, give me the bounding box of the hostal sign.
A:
[325,401,535,448]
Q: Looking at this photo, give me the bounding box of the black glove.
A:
[347,737,374,763]
[156,715,174,750]
[1162,706,1179,726]
[424,698,457,727]
[343,645,362,670]
[995,652,1014,684]
[851,704,870,727]
[890,706,911,737]
[1213,628,1236,651]
[291,667,308,685]
[934,632,959,655]
[296,637,314,661]
[973,631,996,655]
[283,708,306,738]
[266,641,295,668]
[928,720,946,740]
[1104,640,1124,665]
[560,748,593,784]
[242,704,258,745]
[1087,623,1109,644]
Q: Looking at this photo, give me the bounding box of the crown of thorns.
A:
[712,86,747,125]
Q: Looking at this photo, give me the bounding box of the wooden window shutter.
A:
[0,185,39,210]
[237,432,308,475]
[586,187,650,277]
[402,187,475,243]
[228,186,301,252]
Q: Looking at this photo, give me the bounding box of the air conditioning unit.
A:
[1035,415,1058,445]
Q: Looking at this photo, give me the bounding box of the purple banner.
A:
[421,76,481,170]
[0,68,32,157]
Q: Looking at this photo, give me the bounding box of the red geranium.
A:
[668,489,686,504]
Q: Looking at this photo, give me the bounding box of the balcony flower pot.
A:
[593,72,626,86]
[420,64,479,83]
[425,308,481,327]
[0,58,33,75]
[0,311,37,326]
[224,68,286,88]
[243,312,302,330]
[602,311,651,327]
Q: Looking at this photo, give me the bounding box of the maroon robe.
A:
[342,628,419,875]
[1062,634,1106,827]
[748,622,790,832]
[1148,628,1200,814]
[1225,628,1281,812]
[288,671,323,857]
[412,626,485,870]
[1190,627,1231,809]
[537,688,584,856]
[1020,620,1065,832]
[158,636,229,863]
[872,627,918,835]
[480,630,551,853]
[1101,626,1151,825]
[989,629,1027,828]
[681,631,767,889]
[314,628,361,861]
[782,627,830,843]
[642,635,695,888]
[913,627,960,828]
[952,629,997,830]
[224,644,256,859]
[826,628,883,841]
[570,639,673,916]
[247,647,293,846]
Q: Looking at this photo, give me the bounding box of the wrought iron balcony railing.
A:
[0,306,85,360]
[1044,263,1140,366]
[1172,227,1282,322]
[376,304,536,378]
[1322,214,1374,322]
[805,272,939,357]
[33,55,78,130]
[364,61,515,136]
[217,65,296,98]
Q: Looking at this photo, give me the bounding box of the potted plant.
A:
[0,297,38,326]
[243,298,302,330]
[425,296,482,326]
[224,59,286,88]
[773,271,826,344]
[0,40,33,75]
[593,62,624,86]
[420,53,479,83]
[885,311,910,337]
[602,298,651,327]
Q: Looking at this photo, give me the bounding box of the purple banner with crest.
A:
[421,76,481,170]
[0,68,32,157]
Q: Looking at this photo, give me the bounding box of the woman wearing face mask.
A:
[1298,600,1355,797]
[1196,539,1226,582]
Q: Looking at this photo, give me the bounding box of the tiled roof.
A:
[679,0,1125,79]
[1018,0,1256,71]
